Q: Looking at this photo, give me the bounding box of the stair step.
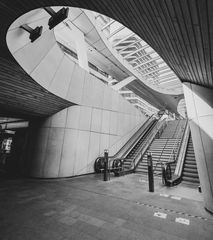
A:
[183,168,198,174]
[184,164,197,169]
[182,176,200,183]
[183,172,199,178]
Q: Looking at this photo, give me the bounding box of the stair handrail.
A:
[172,119,181,138]
[94,115,156,172]
[153,138,170,174]
[108,115,155,160]
[153,120,185,175]
[162,121,189,186]
[167,120,187,164]
[95,116,167,175]
[130,117,168,171]
[174,122,190,176]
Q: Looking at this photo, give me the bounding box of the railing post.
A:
[104,149,109,181]
[162,164,166,185]
[147,151,154,192]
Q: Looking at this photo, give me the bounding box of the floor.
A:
[0,173,213,240]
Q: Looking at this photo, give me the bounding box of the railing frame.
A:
[162,121,189,186]
[131,117,168,172]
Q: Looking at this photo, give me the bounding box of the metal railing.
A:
[94,116,166,176]
[112,115,155,160]
[151,120,187,177]
[162,121,189,186]
[130,117,168,171]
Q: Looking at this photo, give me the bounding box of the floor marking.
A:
[64,185,209,222]
[59,216,77,226]
[139,179,148,183]
[160,193,169,197]
[18,194,45,204]
[44,210,56,217]
[154,212,167,219]
[171,196,182,200]
[175,217,190,225]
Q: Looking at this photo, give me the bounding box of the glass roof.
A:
[95,13,183,93]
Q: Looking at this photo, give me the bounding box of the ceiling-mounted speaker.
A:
[20,24,43,42]
[44,7,69,30]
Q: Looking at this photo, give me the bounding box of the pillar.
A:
[183,82,213,213]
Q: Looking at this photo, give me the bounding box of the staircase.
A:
[136,120,186,175]
[122,119,157,170]
[182,135,200,187]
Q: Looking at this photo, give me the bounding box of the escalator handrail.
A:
[174,122,190,176]
[153,120,186,175]
[156,119,182,170]
[131,117,168,171]
[162,121,189,186]
[126,119,158,170]
[114,115,155,159]
[106,115,156,163]
[94,115,165,174]
[167,120,187,163]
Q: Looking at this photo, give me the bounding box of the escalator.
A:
[122,119,157,170]
[159,124,200,188]
[94,116,156,174]
[182,134,200,187]
[136,120,187,175]
[94,115,166,176]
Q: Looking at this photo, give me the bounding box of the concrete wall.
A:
[6,8,147,178]
[25,100,145,178]
[183,82,213,213]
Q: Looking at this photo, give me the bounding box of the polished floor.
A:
[0,173,213,240]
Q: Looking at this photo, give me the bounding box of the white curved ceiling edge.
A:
[84,10,182,96]
[6,7,183,115]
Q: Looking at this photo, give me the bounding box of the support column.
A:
[183,82,213,213]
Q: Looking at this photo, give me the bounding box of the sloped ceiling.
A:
[0,0,212,117]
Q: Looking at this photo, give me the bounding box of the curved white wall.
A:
[26,101,146,178]
[183,83,213,213]
[8,9,147,177]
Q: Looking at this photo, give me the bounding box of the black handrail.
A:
[113,115,155,159]
[133,118,168,171]
[162,121,188,186]
[94,156,126,176]
[94,115,165,176]
[94,116,155,171]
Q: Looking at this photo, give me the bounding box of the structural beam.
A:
[107,25,125,39]
[137,61,165,72]
[141,66,168,77]
[133,56,161,69]
[101,19,115,31]
[118,39,142,53]
[112,76,136,91]
[112,32,135,47]
[123,45,149,59]
[158,74,177,82]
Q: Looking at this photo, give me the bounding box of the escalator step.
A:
[182,176,200,183]
[183,172,199,178]
[183,168,198,174]
[184,164,197,169]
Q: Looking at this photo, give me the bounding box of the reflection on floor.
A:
[0,173,213,240]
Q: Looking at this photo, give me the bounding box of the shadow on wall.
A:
[23,104,146,179]
[183,83,213,213]
[189,119,213,213]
